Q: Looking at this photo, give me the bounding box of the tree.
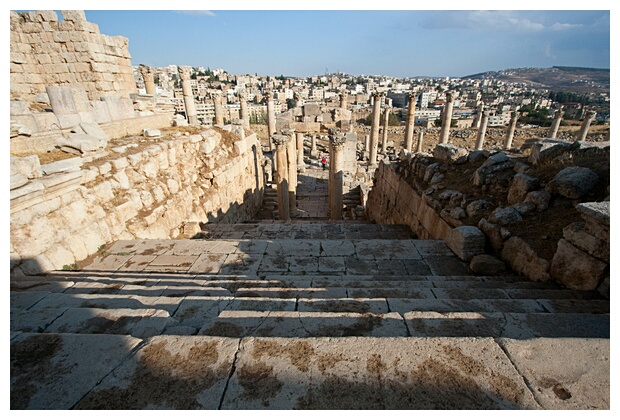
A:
[286,98,296,109]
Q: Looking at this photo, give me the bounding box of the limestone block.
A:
[11,100,31,116]
[477,218,504,253]
[46,85,77,115]
[80,121,109,143]
[507,173,539,204]
[550,239,607,290]
[119,98,135,119]
[563,222,609,263]
[58,133,107,152]
[501,237,550,282]
[576,201,609,227]
[39,158,83,176]
[511,201,536,216]
[528,139,575,165]
[445,226,486,262]
[11,173,29,190]
[524,190,551,211]
[56,113,82,129]
[465,199,492,219]
[111,157,129,171]
[46,244,76,269]
[433,143,468,163]
[91,101,112,123]
[60,10,86,22]
[143,128,161,137]
[141,161,158,179]
[546,166,599,199]
[32,112,60,131]
[469,254,507,275]
[11,155,43,179]
[489,207,522,226]
[112,170,130,190]
[303,103,321,117]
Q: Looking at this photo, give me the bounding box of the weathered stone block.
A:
[433,143,468,163]
[478,218,504,253]
[550,239,607,291]
[563,222,609,263]
[501,237,550,282]
[469,254,507,275]
[11,155,42,179]
[546,166,599,199]
[508,173,539,204]
[489,207,522,226]
[445,226,486,262]
[524,190,551,211]
[46,85,77,115]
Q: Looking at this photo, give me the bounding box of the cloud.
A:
[550,22,583,31]
[175,10,216,17]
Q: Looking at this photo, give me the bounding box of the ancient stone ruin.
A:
[10,10,609,410]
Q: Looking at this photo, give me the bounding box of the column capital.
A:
[371,91,384,99]
[329,134,347,150]
[407,91,417,99]
[445,92,455,102]
[178,66,192,81]
[272,134,290,148]
[585,110,597,119]
[281,128,295,136]
[264,92,273,101]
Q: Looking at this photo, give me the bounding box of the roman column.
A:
[266,92,276,150]
[139,65,156,95]
[239,93,250,129]
[548,109,564,139]
[329,134,346,221]
[310,134,318,157]
[213,93,224,126]
[404,92,416,151]
[369,92,383,168]
[296,132,305,173]
[283,128,297,213]
[416,130,424,153]
[438,92,455,144]
[473,101,484,129]
[339,92,347,109]
[272,134,290,221]
[577,110,597,141]
[475,110,490,150]
[178,66,198,125]
[381,107,390,153]
[504,111,519,149]
[364,134,370,152]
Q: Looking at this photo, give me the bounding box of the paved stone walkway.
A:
[10,222,610,409]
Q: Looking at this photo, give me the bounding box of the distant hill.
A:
[463,66,609,94]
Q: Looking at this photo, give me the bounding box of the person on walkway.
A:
[321,156,327,170]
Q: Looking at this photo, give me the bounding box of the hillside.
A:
[464,66,609,94]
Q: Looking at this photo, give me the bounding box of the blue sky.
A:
[9,2,614,78]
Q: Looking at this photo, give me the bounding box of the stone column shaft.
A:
[179,66,197,125]
[473,102,484,129]
[381,107,390,153]
[504,111,519,149]
[283,129,297,213]
[272,135,290,220]
[439,93,455,144]
[329,135,346,220]
[475,111,490,150]
[239,95,249,129]
[296,132,305,173]
[213,94,224,126]
[404,93,416,151]
[549,110,564,139]
[310,134,318,157]
[266,93,276,150]
[369,92,382,168]
[339,93,347,110]
[577,110,597,141]
[416,131,424,153]
[364,134,370,152]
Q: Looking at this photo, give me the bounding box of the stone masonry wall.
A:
[366,161,452,239]
[10,10,136,102]
[10,130,264,276]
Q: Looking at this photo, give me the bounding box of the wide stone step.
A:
[199,310,408,337]
[11,333,609,410]
[404,311,610,339]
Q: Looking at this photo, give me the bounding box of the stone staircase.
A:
[10,222,610,409]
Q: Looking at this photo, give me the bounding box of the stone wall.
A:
[366,161,452,239]
[10,10,136,102]
[10,129,265,276]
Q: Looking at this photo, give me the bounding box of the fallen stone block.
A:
[501,236,550,282]
[546,166,599,199]
[433,143,468,163]
[445,226,486,262]
[469,254,507,275]
[507,173,539,204]
[550,239,607,291]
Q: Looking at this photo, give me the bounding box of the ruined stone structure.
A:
[577,110,597,141]
[381,107,390,154]
[10,10,136,102]
[213,93,224,126]
[138,65,156,95]
[266,92,276,149]
[329,134,346,220]
[504,111,519,149]
[239,93,249,129]
[475,110,490,150]
[272,134,290,220]
[369,92,383,168]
